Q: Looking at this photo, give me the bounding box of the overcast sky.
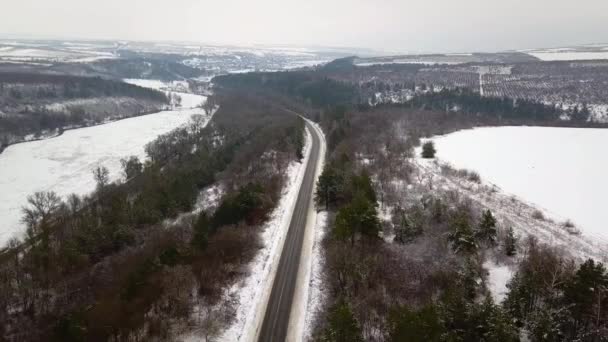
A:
[2,0,607,53]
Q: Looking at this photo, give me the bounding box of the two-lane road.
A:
[257,118,323,342]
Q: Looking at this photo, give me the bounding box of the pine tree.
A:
[315,166,342,210]
[191,211,209,251]
[476,210,498,246]
[421,141,436,159]
[387,304,444,342]
[448,214,477,254]
[393,207,422,244]
[323,301,363,342]
[504,227,517,256]
[564,259,608,330]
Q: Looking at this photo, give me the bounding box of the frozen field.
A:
[433,126,608,241]
[0,87,208,246]
[527,51,608,61]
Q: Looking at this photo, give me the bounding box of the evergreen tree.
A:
[504,227,517,256]
[322,301,363,342]
[334,205,355,244]
[349,192,381,239]
[315,166,343,210]
[448,214,477,254]
[421,141,436,159]
[351,170,377,204]
[393,207,422,244]
[474,297,520,342]
[564,259,608,330]
[476,210,498,246]
[387,304,444,342]
[191,211,209,251]
[333,192,380,244]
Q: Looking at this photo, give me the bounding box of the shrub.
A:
[421,141,436,159]
[531,210,545,221]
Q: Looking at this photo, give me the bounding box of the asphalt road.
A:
[258,119,322,342]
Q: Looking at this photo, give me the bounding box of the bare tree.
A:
[21,191,62,232]
[92,165,110,190]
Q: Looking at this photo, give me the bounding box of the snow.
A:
[431,126,608,244]
[484,261,514,303]
[123,79,205,109]
[215,128,313,342]
[302,212,328,341]
[411,157,608,262]
[0,87,209,246]
[527,51,608,61]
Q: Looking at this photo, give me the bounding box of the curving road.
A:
[257,118,323,342]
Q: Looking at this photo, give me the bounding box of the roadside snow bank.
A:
[215,128,312,342]
[302,212,328,341]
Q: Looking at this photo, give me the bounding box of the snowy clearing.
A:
[213,128,313,342]
[430,127,608,244]
[483,261,513,303]
[0,89,209,246]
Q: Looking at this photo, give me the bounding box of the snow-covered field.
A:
[0,84,208,246]
[431,126,608,243]
[527,51,608,61]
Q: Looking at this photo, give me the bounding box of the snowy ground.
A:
[123,79,206,109]
[0,87,209,246]
[301,211,328,341]
[211,128,313,342]
[526,51,608,61]
[408,156,608,303]
[431,126,608,245]
[483,261,513,303]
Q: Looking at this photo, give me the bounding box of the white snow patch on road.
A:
[215,128,312,342]
[431,127,608,244]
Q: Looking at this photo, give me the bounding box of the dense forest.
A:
[0,72,170,151]
[0,91,305,341]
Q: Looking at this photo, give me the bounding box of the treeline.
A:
[93,57,207,81]
[0,72,171,151]
[214,71,358,107]
[0,72,169,103]
[0,92,305,341]
[407,88,563,122]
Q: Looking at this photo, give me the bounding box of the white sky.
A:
[1,0,607,53]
